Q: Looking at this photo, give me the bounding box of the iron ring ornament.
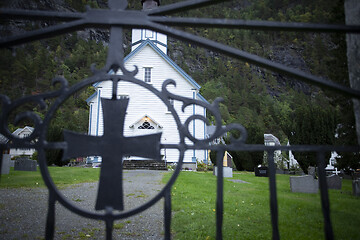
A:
[1,0,360,239]
[0,60,247,219]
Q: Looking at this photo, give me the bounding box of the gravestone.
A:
[254,166,268,177]
[326,174,342,190]
[352,172,360,179]
[308,166,316,178]
[290,175,318,193]
[214,166,233,178]
[14,157,37,171]
[1,154,11,174]
[353,180,360,197]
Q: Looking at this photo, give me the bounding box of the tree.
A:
[287,104,337,173]
[230,123,265,171]
[334,103,360,174]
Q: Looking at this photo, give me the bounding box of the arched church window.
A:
[138,121,154,129]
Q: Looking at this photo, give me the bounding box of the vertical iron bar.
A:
[216,150,225,240]
[105,219,113,240]
[105,208,114,240]
[45,191,56,240]
[317,151,334,240]
[112,79,118,100]
[267,150,280,240]
[0,146,3,179]
[164,189,172,240]
[105,26,124,72]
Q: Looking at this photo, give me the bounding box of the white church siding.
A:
[87,39,207,164]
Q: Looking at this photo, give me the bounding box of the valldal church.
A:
[86,0,208,167]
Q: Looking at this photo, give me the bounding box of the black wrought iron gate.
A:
[0,0,360,239]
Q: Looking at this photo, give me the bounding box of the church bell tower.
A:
[131,0,167,54]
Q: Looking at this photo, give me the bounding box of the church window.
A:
[144,67,152,83]
[138,121,154,129]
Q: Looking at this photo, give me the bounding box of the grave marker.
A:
[353,180,360,197]
[1,154,11,174]
[14,157,37,171]
[254,166,269,177]
[214,166,233,178]
[326,174,342,190]
[290,175,318,193]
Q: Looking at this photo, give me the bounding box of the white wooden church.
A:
[86,0,208,166]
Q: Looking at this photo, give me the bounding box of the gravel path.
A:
[0,170,168,240]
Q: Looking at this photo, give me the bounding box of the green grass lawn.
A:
[0,167,100,188]
[1,168,359,239]
[163,171,360,240]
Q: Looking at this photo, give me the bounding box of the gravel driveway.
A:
[0,170,168,240]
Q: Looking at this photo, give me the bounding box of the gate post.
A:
[345,0,360,143]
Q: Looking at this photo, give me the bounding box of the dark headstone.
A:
[14,157,37,171]
[290,175,318,193]
[308,166,316,178]
[353,180,360,197]
[352,172,360,180]
[326,174,342,190]
[1,154,11,174]
[254,166,268,177]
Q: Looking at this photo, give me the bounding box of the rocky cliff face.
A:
[0,0,111,45]
[0,0,342,100]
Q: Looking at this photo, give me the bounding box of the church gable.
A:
[86,40,203,104]
[129,115,163,130]
[124,40,200,91]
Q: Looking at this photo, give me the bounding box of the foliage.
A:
[196,160,212,172]
[334,101,360,173]
[163,171,360,240]
[209,150,218,166]
[31,151,38,161]
[286,101,337,173]
[230,124,265,171]
[0,34,105,165]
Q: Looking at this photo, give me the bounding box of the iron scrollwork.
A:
[1,0,360,240]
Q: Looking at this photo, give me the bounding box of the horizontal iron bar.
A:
[0,8,84,21]
[151,17,360,33]
[148,22,360,99]
[3,7,358,34]
[0,9,148,47]
[0,19,86,48]
[185,143,360,152]
[148,0,226,16]
[3,142,357,153]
